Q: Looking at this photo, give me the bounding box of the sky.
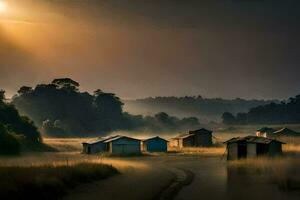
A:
[0,0,299,100]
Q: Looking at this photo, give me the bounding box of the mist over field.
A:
[123,97,276,122]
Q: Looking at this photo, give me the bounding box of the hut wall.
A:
[195,133,212,147]
[110,138,141,155]
[145,139,167,152]
[170,138,180,148]
[182,136,194,147]
[268,142,282,156]
[227,143,238,160]
[256,131,267,137]
[82,144,88,154]
[83,142,107,154]
[247,143,257,158]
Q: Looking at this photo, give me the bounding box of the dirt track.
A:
[63,154,300,200]
[1,152,300,200]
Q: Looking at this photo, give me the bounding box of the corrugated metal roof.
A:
[172,133,195,139]
[189,128,212,134]
[273,128,300,136]
[82,137,109,145]
[103,135,141,143]
[82,135,141,145]
[143,136,168,142]
[224,136,284,144]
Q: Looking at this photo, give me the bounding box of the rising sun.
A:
[0,1,7,13]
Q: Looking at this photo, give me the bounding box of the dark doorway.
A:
[256,143,268,156]
[237,142,247,159]
[87,146,91,154]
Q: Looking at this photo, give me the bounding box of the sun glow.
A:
[0,1,7,13]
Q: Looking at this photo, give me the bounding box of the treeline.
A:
[0,90,42,155]
[124,96,275,122]
[12,78,200,136]
[222,95,300,125]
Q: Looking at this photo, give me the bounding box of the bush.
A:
[0,124,20,155]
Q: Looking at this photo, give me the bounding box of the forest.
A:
[124,96,275,122]
[0,90,42,155]
[12,78,200,136]
[222,95,300,125]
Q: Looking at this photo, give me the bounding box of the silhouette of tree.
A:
[222,94,300,125]
[52,78,80,91]
[17,86,33,95]
[0,123,20,155]
[222,112,236,125]
[13,79,201,136]
[0,90,5,102]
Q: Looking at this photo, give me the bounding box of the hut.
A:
[143,136,168,152]
[224,136,284,160]
[82,137,109,154]
[256,127,276,137]
[82,135,141,155]
[105,135,141,155]
[171,128,213,148]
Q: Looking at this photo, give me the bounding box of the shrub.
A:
[0,124,20,155]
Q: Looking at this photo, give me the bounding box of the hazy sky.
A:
[0,0,299,99]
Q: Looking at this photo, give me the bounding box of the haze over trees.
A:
[123,96,275,122]
[0,90,42,154]
[222,95,300,125]
[12,78,200,136]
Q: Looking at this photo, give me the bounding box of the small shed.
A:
[82,135,141,155]
[224,136,284,160]
[105,135,141,155]
[171,128,213,148]
[143,136,168,152]
[82,137,109,154]
[256,127,276,137]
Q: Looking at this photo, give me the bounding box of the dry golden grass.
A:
[44,138,96,152]
[228,155,300,191]
[172,147,226,156]
[0,163,118,200]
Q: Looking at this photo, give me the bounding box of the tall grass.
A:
[0,163,118,200]
[228,157,300,191]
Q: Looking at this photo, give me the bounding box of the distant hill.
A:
[123,96,276,123]
[222,95,300,125]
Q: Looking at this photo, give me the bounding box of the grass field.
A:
[2,126,300,200]
[0,163,118,200]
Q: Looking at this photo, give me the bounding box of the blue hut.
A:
[143,136,168,152]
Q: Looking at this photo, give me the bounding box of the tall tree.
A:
[17,86,33,95]
[52,78,80,91]
[0,90,5,102]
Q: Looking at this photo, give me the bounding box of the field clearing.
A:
[2,129,300,200]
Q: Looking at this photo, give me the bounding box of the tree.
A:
[0,123,20,155]
[94,91,124,117]
[0,90,5,102]
[222,112,236,124]
[52,78,80,91]
[17,86,33,95]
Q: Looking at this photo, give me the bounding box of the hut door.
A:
[256,144,268,156]
[238,143,247,159]
[87,146,91,154]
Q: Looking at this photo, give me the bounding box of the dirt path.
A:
[63,157,174,200]
[154,167,194,200]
